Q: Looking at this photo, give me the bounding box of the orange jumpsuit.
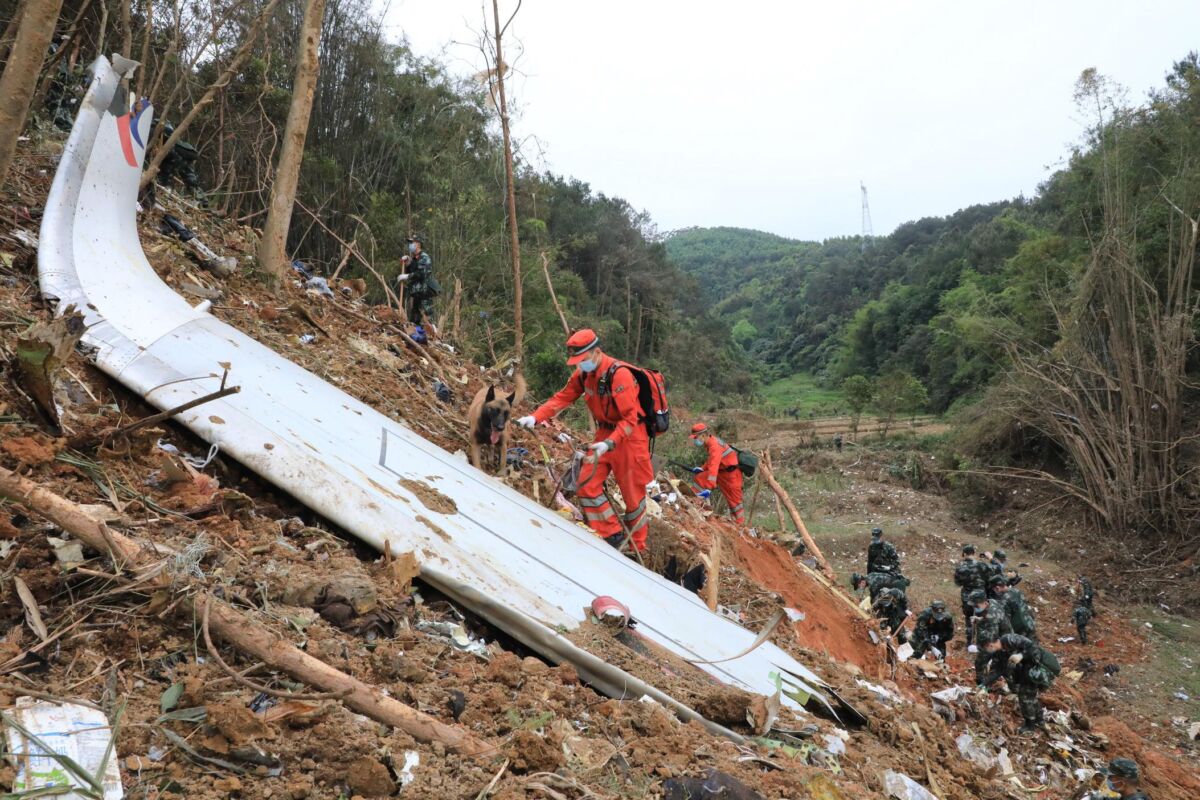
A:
[694,436,745,524]
[532,354,654,550]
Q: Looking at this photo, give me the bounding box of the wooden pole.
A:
[744,451,765,529]
[257,0,327,284]
[540,251,570,336]
[698,531,720,611]
[0,466,495,756]
[491,0,523,382]
[758,457,836,581]
[0,0,65,188]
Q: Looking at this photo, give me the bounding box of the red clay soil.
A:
[727,531,883,675]
[1090,716,1200,799]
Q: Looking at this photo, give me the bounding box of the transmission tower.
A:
[860,181,874,252]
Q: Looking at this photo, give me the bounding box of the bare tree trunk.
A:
[760,453,836,581]
[540,250,570,335]
[491,0,523,381]
[139,0,280,190]
[0,0,64,188]
[625,276,632,353]
[403,175,412,232]
[118,0,131,56]
[258,0,326,284]
[95,0,107,58]
[0,0,31,65]
[133,0,150,97]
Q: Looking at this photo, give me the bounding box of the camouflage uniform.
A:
[849,573,868,603]
[866,570,909,603]
[1078,577,1096,614]
[986,634,1058,732]
[1102,758,1150,799]
[872,588,909,636]
[972,596,1013,685]
[1073,605,1092,644]
[1002,586,1037,639]
[867,537,899,574]
[954,556,989,642]
[403,250,437,325]
[910,604,954,659]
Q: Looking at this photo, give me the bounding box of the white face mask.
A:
[407,242,417,254]
[578,358,598,373]
[693,438,705,447]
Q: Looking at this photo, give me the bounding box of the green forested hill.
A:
[665,202,1039,410]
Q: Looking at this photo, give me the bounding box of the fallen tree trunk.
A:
[758,455,836,582]
[0,465,495,757]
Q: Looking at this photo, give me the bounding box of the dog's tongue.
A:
[490,431,501,445]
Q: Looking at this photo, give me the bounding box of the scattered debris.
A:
[13,307,85,427]
[882,770,938,800]
[3,697,125,799]
[663,768,765,800]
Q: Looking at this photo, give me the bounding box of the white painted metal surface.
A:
[39,58,831,713]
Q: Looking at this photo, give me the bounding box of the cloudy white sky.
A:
[384,1,1200,241]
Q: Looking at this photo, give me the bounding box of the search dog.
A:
[467,375,525,474]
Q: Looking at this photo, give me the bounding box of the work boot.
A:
[1017,721,1043,736]
[604,534,627,549]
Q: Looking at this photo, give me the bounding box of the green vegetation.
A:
[102,0,751,407]
[759,373,845,414]
[670,56,1200,549]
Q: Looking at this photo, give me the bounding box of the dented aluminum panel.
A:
[39,57,833,715]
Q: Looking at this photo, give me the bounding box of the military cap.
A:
[1103,758,1139,780]
[968,589,987,603]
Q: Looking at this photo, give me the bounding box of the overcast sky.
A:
[384,1,1200,241]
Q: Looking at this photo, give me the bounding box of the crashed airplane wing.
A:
[39,57,832,717]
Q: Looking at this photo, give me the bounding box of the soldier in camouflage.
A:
[867,527,900,574]
[866,568,910,603]
[969,588,1012,685]
[872,587,911,638]
[850,573,869,603]
[990,549,1021,585]
[396,235,438,327]
[910,600,954,659]
[1101,758,1150,800]
[988,573,1036,639]
[954,544,989,644]
[1073,604,1093,644]
[1077,575,1096,615]
[983,633,1059,735]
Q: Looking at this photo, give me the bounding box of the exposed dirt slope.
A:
[1,138,1197,799]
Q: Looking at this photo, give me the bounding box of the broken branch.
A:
[758,455,836,581]
[71,383,241,450]
[0,465,496,757]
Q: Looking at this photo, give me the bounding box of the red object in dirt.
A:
[591,595,631,627]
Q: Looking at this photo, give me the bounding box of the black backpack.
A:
[600,362,670,439]
[732,447,758,477]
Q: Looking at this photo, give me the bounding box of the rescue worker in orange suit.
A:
[688,423,745,525]
[516,330,654,551]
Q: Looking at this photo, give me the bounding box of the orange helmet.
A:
[566,329,600,365]
[690,422,709,438]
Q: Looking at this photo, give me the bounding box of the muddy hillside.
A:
[2,139,1199,799]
